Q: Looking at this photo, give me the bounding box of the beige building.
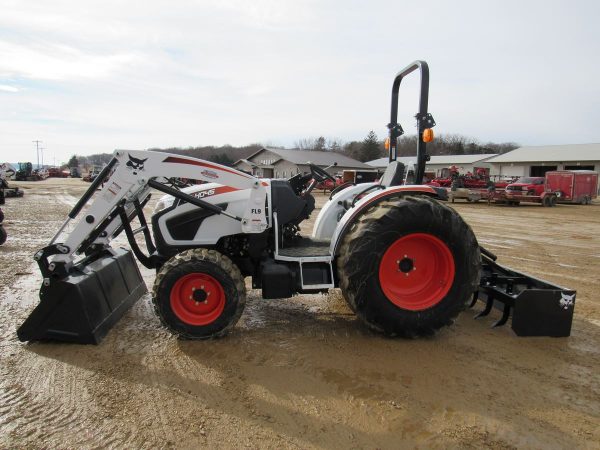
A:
[234,147,371,178]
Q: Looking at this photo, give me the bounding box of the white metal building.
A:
[485,143,600,177]
[367,154,497,177]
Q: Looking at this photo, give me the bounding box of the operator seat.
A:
[379,161,405,187]
[271,180,315,227]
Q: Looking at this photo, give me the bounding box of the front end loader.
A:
[17,61,576,344]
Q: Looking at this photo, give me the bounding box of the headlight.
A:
[154,195,175,214]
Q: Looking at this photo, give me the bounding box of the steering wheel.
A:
[309,164,336,183]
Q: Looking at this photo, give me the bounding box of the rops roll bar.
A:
[387,60,436,184]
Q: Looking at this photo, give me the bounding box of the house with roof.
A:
[485,143,600,177]
[367,154,498,178]
[233,147,372,178]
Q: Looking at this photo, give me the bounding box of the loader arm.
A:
[43,150,268,271]
[20,149,270,344]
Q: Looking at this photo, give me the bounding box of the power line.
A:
[32,140,42,168]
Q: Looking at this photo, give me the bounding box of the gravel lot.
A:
[1,178,599,449]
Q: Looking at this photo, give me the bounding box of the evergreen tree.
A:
[314,136,327,151]
[67,155,79,168]
[359,130,381,162]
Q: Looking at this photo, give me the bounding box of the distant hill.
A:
[63,134,519,168]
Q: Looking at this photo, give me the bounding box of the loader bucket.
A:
[471,255,575,337]
[17,248,147,344]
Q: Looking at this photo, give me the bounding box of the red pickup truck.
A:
[505,177,546,196]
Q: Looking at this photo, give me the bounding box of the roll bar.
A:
[387,60,436,184]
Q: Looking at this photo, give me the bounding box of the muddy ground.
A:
[1,178,599,449]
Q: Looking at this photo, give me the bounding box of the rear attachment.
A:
[471,248,575,337]
[17,248,147,344]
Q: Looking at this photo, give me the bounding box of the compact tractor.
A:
[17,61,576,344]
[0,208,6,246]
[0,163,24,201]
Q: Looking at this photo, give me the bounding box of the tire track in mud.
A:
[0,181,168,449]
[0,359,99,447]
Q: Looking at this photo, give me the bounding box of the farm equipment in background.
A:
[17,60,576,345]
[15,162,33,181]
[1,164,24,202]
[83,167,101,182]
[15,162,48,181]
[48,167,69,178]
[447,188,484,203]
[546,170,598,205]
[431,166,509,190]
[317,169,380,194]
[342,169,379,185]
[0,208,6,246]
[315,175,343,193]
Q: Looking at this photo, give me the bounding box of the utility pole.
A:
[40,147,45,167]
[32,140,42,169]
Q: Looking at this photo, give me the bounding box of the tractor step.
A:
[471,254,575,337]
[277,238,331,257]
[274,238,334,290]
[17,248,147,344]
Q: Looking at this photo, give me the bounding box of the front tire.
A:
[337,196,480,337]
[152,248,246,339]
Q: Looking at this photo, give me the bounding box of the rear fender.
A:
[312,183,377,240]
[330,185,442,256]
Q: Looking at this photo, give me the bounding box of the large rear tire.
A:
[152,248,246,339]
[0,225,6,246]
[337,196,480,337]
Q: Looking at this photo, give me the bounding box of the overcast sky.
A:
[1,0,599,164]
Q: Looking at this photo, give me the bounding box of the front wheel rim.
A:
[378,233,456,311]
[170,273,226,325]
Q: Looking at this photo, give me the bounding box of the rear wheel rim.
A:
[170,273,226,325]
[378,233,455,311]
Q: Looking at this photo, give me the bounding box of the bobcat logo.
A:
[126,155,147,175]
[200,169,219,180]
[559,293,575,310]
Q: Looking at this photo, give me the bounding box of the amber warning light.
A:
[422,128,434,143]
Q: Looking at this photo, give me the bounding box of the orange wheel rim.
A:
[378,233,455,311]
[170,273,225,325]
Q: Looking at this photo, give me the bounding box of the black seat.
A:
[379,161,405,187]
[270,180,314,227]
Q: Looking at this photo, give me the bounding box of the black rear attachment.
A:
[471,249,575,337]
